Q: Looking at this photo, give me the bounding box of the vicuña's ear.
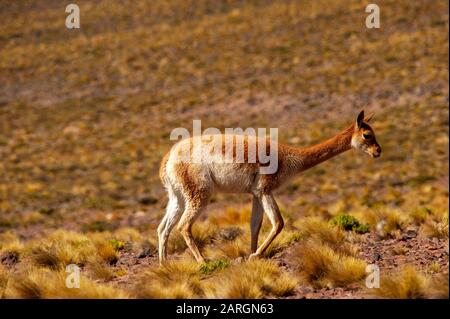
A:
[356,110,364,128]
[365,112,375,122]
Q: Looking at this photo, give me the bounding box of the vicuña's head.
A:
[351,110,381,158]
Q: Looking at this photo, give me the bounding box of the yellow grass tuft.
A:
[370,266,448,299]
[5,267,130,298]
[28,230,119,270]
[295,217,356,256]
[133,260,204,298]
[421,213,449,239]
[359,209,406,237]
[0,265,10,298]
[292,241,366,289]
[87,261,115,281]
[204,259,297,298]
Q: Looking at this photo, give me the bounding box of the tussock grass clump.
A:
[295,217,356,256]
[293,241,366,289]
[206,237,249,260]
[28,230,119,270]
[409,207,432,225]
[134,260,204,298]
[0,232,24,263]
[421,211,448,239]
[5,267,130,299]
[204,260,297,298]
[0,265,9,298]
[370,266,448,299]
[87,261,115,281]
[359,209,406,237]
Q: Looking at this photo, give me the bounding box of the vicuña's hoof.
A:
[248,253,260,260]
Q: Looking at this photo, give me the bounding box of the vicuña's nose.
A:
[374,145,381,157]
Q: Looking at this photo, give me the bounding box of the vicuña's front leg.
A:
[250,195,264,253]
[249,193,284,259]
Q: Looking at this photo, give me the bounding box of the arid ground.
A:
[0,0,448,298]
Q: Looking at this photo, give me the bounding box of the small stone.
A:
[346,283,360,291]
[218,227,243,241]
[402,229,417,240]
[138,241,156,258]
[0,251,19,267]
[372,252,382,261]
[138,196,158,205]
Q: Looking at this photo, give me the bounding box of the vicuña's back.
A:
[157,111,381,264]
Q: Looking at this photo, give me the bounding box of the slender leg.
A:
[157,189,184,265]
[177,200,208,263]
[250,195,264,253]
[249,193,284,259]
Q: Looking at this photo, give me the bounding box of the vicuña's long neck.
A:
[286,124,354,173]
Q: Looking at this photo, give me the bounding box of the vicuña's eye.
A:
[363,133,372,139]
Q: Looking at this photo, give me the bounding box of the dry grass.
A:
[5,267,129,299]
[87,261,115,281]
[133,260,204,298]
[0,265,9,298]
[292,241,366,289]
[295,217,356,256]
[358,209,406,238]
[0,0,448,299]
[204,259,297,298]
[421,211,449,239]
[369,266,449,299]
[27,230,119,270]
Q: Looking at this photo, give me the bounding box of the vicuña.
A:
[158,110,381,264]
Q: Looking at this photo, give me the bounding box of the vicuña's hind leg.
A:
[250,195,264,253]
[249,193,284,259]
[177,197,209,263]
[158,188,184,264]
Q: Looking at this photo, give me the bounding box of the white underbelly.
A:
[208,163,256,193]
